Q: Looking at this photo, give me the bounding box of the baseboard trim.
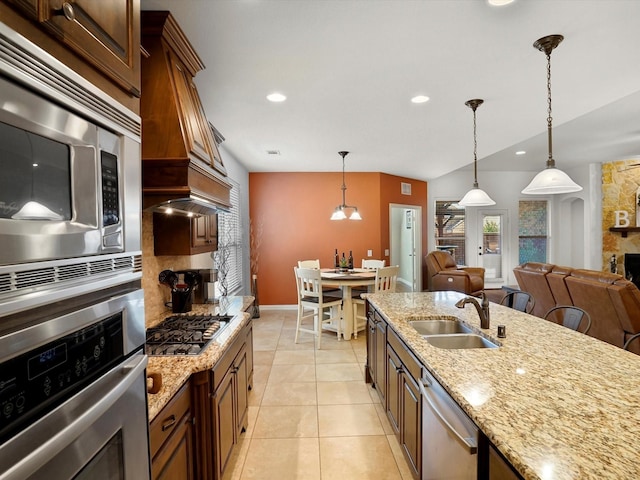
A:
[257,304,297,310]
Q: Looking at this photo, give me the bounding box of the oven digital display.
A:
[0,312,124,445]
[28,344,67,380]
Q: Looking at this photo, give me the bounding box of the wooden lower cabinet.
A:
[191,321,253,480]
[386,346,401,434]
[213,365,237,477]
[150,382,195,480]
[386,341,421,479]
[366,302,422,479]
[365,304,387,405]
[400,370,421,477]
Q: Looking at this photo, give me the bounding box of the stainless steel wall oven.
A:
[0,284,149,480]
[0,19,149,480]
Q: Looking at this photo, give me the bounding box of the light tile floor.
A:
[223,309,414,480]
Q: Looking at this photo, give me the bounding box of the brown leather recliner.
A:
[425,251,485,296]
[512,262,640,353]
[512,262,555,318]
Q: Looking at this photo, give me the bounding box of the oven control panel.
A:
[0,313,124,444]
[100,151,120,228]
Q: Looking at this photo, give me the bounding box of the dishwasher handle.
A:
[420,377,478,455]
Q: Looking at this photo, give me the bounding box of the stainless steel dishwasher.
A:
[420,369,478,479]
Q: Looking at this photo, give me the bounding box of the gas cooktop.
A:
[145,314,231,355]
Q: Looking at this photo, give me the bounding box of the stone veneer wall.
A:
[602,159,640,276]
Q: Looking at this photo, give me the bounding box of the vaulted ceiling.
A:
[141,0,640,181]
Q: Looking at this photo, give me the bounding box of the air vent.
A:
[16,268,56,288]
[113,256,133,270]
[0,273,11,293]
[401,182,412,195]
[58,264,90,281]
[90,260,114,274]
[0,253,142,299]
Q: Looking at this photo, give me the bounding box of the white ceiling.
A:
[140,0,640,181]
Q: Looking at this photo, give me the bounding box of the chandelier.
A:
[330,151,361,220]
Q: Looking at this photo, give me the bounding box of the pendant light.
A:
[458,99,495,207]
[330,151,362,220]
[522,34,582,195]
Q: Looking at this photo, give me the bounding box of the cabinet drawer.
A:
[150,381,192,459]
[387,328,422,382]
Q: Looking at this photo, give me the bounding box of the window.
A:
[215,180,243,296]
[434,201,466,265]
[518,200,548,264]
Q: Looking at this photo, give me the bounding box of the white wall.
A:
[427,163,602,286]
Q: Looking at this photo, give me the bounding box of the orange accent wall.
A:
[249,172,427,305]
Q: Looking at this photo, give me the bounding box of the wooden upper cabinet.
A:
[5,0,141,97]
[0,0,140,110]
[141,11,226,175]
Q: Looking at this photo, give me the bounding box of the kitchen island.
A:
[366,291,640,480]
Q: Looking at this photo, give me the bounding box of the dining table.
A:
[320,268,376,339]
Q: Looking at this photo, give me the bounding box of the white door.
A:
[477,210,507,286]
[390,204,422,291]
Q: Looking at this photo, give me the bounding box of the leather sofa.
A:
[425,251,485,296]
[513,262,640,353]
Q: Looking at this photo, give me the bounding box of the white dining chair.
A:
[298,259,320,269]
[353,259,387,298]
[294,267,343,349]
[362,259,386,269]
[298,259,341,295]
[352,265,400,338]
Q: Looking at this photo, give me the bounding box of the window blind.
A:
[215,180,243,295]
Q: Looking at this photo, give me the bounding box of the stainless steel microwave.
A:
[0,76,127,266]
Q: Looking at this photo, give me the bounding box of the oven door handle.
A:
[2,354,148,480]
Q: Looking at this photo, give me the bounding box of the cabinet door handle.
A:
[161,414,176,431]
[54,2,76,21]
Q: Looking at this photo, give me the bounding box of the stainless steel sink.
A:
[409,318,472,335]
[425,334,499,349]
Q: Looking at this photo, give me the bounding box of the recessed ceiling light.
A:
[411,95,430,104]
[267,92,286,102]
[487,0,515,5]
[516,150,526,155]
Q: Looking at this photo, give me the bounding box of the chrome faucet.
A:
[455,292,490,329]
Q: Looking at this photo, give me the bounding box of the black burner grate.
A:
[145,314,231,355]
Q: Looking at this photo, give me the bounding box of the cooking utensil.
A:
[182,270,201,289]
[158,269,178,288]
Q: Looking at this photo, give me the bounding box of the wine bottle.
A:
[334,249,339,268]
[348,250,353,269]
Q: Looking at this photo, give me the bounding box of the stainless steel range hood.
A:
[142,158,232,216]
[152,194,230,216]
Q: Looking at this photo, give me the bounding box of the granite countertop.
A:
[366,291,640,480]
[146,296,254,421]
